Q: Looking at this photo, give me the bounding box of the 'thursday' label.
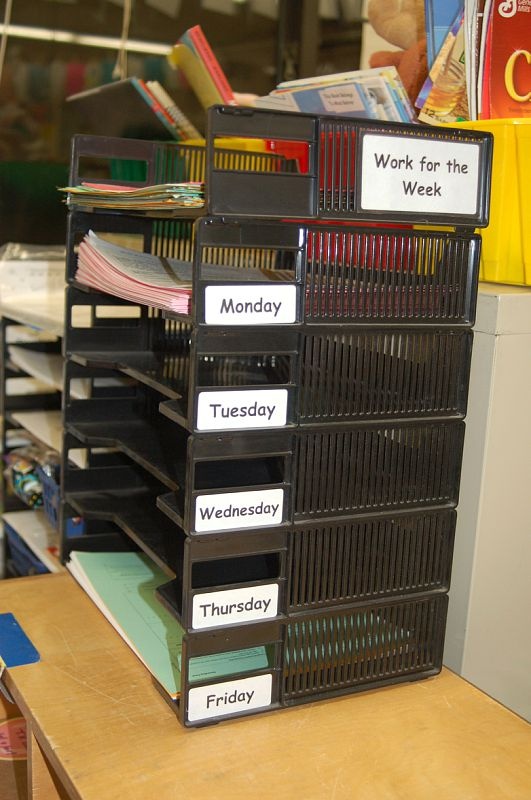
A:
[192,583,279,629]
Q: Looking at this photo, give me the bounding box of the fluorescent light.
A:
[0,24,170,54]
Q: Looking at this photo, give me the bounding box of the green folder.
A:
[67,550,267,699]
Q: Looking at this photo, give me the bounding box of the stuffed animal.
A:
[366,0,428,104]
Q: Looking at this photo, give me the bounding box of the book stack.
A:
[417,0,531,123]
[168,24,235,110]
[66,77,200,141]
[59,105,492,727]
[252,66,417,123]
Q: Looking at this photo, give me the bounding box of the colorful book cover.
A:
[168,43,223,109]
[484,0,531,119]
[172,25,235,107]
[66,78,180,140]
[256,68,416,122]
[146,80,201,140]
[424,0,464,67]
[256,79,376,119]
[130,78,179,138]
[479,6,493,117]
[416,10,464,111]
[417,10,469,124]
[477,0,493,117]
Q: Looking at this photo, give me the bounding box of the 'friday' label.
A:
[187,674,273,722]
[196,389,288,431]
[204,284,297,325]
[192,584,279,629]
[195,488,284,532]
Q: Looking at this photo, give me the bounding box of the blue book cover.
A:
[0,613,40,669]
[256,80,379,120]
[425,0,464,67]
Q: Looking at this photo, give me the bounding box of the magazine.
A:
[253,67,417,123]
[75,231,286,315]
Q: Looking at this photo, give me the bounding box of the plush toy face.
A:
[366,0,427,105]
[367,0,426,51]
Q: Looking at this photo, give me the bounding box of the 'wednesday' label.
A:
[204,284,297,325]
[192,583,279,629]
[196,389,288,431]
[194,488,284,532]
[187,673,273,722]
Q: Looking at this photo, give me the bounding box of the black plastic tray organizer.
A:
[191,218,481,327]
[176,593,448,725]
[64,295,473,432]
[61,387,464,537]
[206,106,493,227]
[66,212,481,327]
[155,508,455,633]
[68,132,293,204]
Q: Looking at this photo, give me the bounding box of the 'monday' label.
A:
[196,389,288,431]
[204,284,297,325]
[192,583,279,629]
[195,488,284,532]
[188,673,273,722]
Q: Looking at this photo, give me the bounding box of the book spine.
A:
[424,0,437,67]
[185,25,234,104]
[147,81,201,140]
[131,77,178,138]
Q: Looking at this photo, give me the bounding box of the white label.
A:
[320,84,367,114]
[197,389,288,431]
[192,583,279,629]
[360,134,480,216]
[204,284,297,325]
[195,488,284,532]
[188,673,273,722]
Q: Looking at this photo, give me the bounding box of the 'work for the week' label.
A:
[194,488,284,532]
[204,284,297,325]
[360,134,481,217]
[187,674,273,722]
[192,583,279,629]
[196,389,288,431]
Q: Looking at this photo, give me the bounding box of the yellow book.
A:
[168,43,225,110]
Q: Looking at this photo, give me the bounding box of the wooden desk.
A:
[1,573,531,800]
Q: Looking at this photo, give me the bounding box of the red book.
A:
[485,0,531,119]
[180,25,235,105]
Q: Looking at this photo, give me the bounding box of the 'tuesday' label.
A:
[204,284,297,325]
[195,488,284,532]
[197,389,288,431]
[192,583,279,629]
[187,673,273,722]
[360,134,481,217]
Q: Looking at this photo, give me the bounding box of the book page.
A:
[67,550,183,698]
[67,551,269,698]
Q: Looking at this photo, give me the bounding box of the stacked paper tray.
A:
[68,110,493,229]
[61,397,465,534]
[205,105,493,228]
[176,593,448,725]
[63,294,473,431]
[153,508,456,633]
[60,107,493,727]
